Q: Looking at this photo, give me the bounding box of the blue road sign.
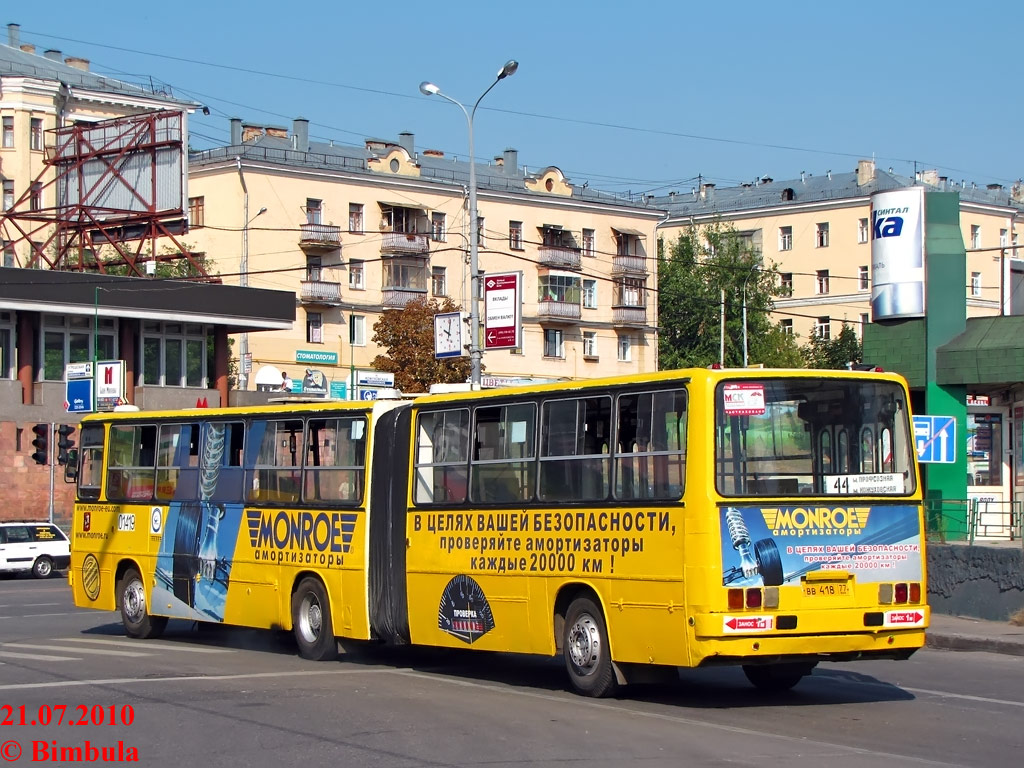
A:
[65,378,94,413]
[913,415,956,463]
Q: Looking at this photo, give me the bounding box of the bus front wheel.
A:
[742,661,815,692]
[563,597,617,698]
[291,577,337,661]
[117,567,167,639]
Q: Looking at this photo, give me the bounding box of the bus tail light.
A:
[763,587,779,609]
[879,584,894,604]
[728,589,744,610]
[894,583,909,603]
[745,588,762,608]
[909,582,922,603]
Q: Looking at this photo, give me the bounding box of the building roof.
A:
[0,38,197,108]
[936,315,1024,387]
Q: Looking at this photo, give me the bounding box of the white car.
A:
[0,522,71,579]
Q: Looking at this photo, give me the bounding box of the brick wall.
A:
[0,421,76,530]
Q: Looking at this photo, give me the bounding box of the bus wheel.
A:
[563,597,617,698]
[742,662,815,692]
[754,538,784,586]
[292,577,337,661]
[117,567,167,639]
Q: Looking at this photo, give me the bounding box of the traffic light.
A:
[30,423,49,466]
[56,424,76,466]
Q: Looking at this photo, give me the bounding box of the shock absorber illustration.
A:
[195,423,230,614]
[723,506,785,587]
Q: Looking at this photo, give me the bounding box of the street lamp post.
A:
[238,204,267,390]
[741,259,761,368]
[419,60,519,387]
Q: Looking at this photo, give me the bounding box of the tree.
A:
[802,322,863,369]
[371,296,473,392]
[658,223,802,369]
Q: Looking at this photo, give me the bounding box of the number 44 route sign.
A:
[912,415,956,464]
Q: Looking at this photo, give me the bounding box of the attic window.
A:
[781,187,795,201]
[545,178,554,192]
[390,158,400,172]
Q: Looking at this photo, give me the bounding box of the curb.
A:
[926,632,1024,657]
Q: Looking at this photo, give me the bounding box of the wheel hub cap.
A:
[568,615,600,672]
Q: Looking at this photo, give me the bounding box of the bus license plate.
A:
[804,584,848,597]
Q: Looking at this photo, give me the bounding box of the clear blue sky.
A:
[9,1,1022,195]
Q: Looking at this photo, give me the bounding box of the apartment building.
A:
[185,118,663,394]
[653,160,1024,341]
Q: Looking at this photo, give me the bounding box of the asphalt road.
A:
[2,575,1023,767]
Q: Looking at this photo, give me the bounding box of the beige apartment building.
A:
[653,160,1024,342]
[185,118,663,395]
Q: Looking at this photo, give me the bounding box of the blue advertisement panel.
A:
[720,504,921,587]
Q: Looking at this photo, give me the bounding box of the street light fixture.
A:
[238,205,267,390]
[419,60,519,387]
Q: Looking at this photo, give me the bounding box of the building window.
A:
[383,257,427,291]
[431,266,447,296]
[539,274,581,304]
[858,218,869,244]
[477,216,485,246]
[306,312,323,344]
[306,256,322,282]
[970,225,981,249]
[44,315,116,380]
[431,212,446,242]
[779,272,793,295]
[615,277,645,307]
[815,317,831,340]
[509,220,523,250]
[2,116,13,148]
[583,229,596,257]
[583,331,598,358]
[29,183,41,212]
[2,241,14,267]
[349,203,364,234]
[349,259,364,290]
[781,319,793,335]
[350,315,366,346]
[2,180,13,211]
[1000,228,1009,247]
[860,313,869,330]
[779,226,792,251]
[971,271,982,297]
[30,118,43,151]
[816,270,830,294]
[617,334,632,362]
[306,198,322,225]
[0,312,13,380]
[816,222,829,248]
[858,265,869,291]
[140,321,206,388]
[188,196,205,228]
[543,328,564,359]
[582,279,597,309]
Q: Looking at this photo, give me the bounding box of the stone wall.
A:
[928,543,1024,620]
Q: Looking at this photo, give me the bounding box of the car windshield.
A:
[715,377,915,497]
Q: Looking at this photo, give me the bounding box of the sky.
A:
[7,1,1022,197]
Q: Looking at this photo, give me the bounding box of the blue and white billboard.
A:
[870,187,926,320]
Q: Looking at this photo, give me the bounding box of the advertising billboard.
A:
[870,187,926,320]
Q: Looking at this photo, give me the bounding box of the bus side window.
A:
[106,424,157,502]
[244,419,302,504]
[471,403,536,504]
[414,409,469,504]
[539,396,611,502]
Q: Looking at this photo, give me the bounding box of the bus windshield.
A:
[715,377,915,497]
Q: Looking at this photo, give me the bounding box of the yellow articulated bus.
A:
[67,367,927,697]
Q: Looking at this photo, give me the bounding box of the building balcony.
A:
[299,280,343,306]
[538,246,581,271]
[611,254,648,275]
[299,223,343,251]
[382,287,427,308]
[380,231,429,255]
[613,306,647,325]
[537,300,582,323]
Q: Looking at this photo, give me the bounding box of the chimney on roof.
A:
[265,126,287,139]
[503,148,518,174]
[230,117,242,145]
[423,149,444,157]
[44,49,62,61]
[760,175,772,185]
[987,183,1003,191]
[398,131,414,156]
[827,169,832,180]
[293,117,310,153]
[921,169,939,186]
[64,57,89,71]
[1012,181,1024,204]
[7,23,19,48]
[856,159,876,186]
[20,43,35,54]
[700,182,715,201]
[801,171,806,183]
[242,123,264,142]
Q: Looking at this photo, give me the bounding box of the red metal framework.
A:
[0,109,212,278]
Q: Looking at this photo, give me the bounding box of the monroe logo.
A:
[760,506,871,536]
[246,510,357,554]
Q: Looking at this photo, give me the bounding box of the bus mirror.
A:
[63,449,79,483]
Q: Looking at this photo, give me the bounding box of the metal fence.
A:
[925,498,1023,547]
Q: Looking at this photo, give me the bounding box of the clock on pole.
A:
[434,311,466,358]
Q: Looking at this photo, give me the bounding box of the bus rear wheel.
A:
[742,661,815,692]
[291,577,337,661]
[117,567,167,639]
[563,597,617,698]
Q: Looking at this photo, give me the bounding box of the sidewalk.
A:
[927,613,1024,656]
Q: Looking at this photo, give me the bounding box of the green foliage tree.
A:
[371,296,473,392]
[658,223,803,369]
[801,322,863,369]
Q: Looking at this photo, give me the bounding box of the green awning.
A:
[936,315,1024,386]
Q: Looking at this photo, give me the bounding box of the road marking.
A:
[901,686,1024,708]
[58,637,234,654]
[0,611,93,619]
[0,668,382,691]
[2,643,150,658]
[0,650,81,661]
